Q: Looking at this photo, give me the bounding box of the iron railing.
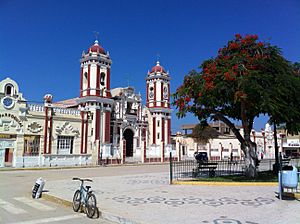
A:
[169,154,300,187]
[170,158,246,181]
[259,158,300,171]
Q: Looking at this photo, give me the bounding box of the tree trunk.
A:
[242,141,258,178]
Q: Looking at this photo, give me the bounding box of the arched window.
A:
[100,72,105,86]
[5,84,13,96]
[83,72,88,90]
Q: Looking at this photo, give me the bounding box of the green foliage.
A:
[173,34,300,138]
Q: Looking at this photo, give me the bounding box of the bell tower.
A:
[79,40,112,98]
[77,40,113,162]
[146,61,171,162]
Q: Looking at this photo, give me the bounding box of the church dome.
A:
[88,40,106,54]
[150,61,166,73]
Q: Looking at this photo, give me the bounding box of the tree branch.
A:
[212,112,245,144]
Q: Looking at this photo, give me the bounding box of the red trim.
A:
[80,111,84,154]
[105,112,110,142]
[143,129,146,161]
[105,68,111,98]
[107,68,111,91]
[162,141,165,162]
[96,65,100,96]
[87,65,91,96]
[146,83,149,107]
[98,140,101,164]
[48,110,53,154]
[123,139,126,163]
[153,117,156,144]
[154,83,156,107]
[43,107,48,154]
[162,118,165,143]
[168,83,170,108]
[80,67,83,97]
[95,110,100,140]
[83,115,89,154]
[161,82,163,107]
[167,119,171,144]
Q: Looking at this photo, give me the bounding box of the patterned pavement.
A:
[45,172,300,224]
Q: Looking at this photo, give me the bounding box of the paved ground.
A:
[43,168,300,224]
[1,164,299,224]
[0,167,140,224]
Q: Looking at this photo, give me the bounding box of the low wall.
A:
[13,154,92,168]
[43,154,92,167]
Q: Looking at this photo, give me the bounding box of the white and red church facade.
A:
[0,40,176,168]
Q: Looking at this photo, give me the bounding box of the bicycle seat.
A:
[86,186,91,190]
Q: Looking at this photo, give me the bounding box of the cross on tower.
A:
[93,31,100,41]
[156,53,160,61]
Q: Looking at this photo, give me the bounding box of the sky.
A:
[1,0,299,134]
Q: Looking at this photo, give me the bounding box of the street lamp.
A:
[262,130,266,154]
[219,142,222,160]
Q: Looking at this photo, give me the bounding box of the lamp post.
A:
[98,103,104,166]
[219,142,223,160]
[262,130,266,154]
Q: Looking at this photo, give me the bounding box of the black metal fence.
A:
[169,155,300,183]
[170,159,246,182]
[258,158,300,171]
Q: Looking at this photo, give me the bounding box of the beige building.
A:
[0,78,91,168]
[174,122,291,160]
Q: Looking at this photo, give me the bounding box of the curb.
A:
[283,192,300,200]
[43,193,142,224]
[0,162,167,172]
[0,165,98,172]
[172,181,278,186]
[42,193,73,208]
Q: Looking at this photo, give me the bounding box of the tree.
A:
[173,34,300,177]
[188,122,220,144]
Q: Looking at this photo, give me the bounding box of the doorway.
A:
[4,148,13,166]
[123,129,134,157]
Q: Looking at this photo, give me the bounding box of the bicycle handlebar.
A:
[72,177,93,182]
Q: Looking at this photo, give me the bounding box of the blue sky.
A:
[1,0,299,133]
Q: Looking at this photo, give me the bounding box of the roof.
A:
[150,61,166,73]
[88,40,106,54]
[181,124,197,130]
[53,97,79,108]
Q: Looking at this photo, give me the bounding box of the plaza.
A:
[1,165,297,224]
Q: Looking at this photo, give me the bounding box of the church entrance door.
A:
[123,129,134,157]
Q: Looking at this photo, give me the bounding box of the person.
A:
[116,149,121,164]
[261,152,264,160]
[230,152,233,162]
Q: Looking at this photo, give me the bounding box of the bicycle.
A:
[72,177,97,218]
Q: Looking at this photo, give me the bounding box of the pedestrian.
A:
[116,149,121,164]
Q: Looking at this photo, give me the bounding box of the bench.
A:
[281,158,290,167]
[192,162,218,177]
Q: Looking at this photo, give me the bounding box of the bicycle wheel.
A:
[86,193,97,218]
[72,190,81,212]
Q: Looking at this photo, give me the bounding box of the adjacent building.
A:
[175,122,298,160]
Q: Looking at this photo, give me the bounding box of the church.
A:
[0,40,175,168]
